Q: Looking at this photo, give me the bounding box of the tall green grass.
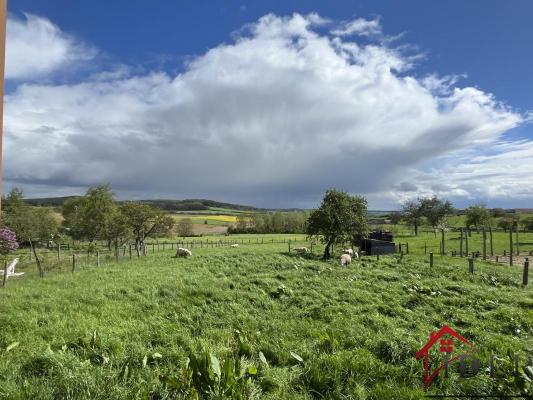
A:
[0,242,531,399]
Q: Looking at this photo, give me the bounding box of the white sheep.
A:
[340,254,351,266]
[175,247,192,257]
[353,251,359,259]
[231,243,239,248]
[343,248,354,257]
[295,247,308,254]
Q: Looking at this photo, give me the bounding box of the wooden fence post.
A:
[489,226,494,257]
[288,240,291,253]
[465,229,469,256]
[97,251,100,267]
[523,258,529,286]
[424,242,427,255]
[515,221,520,256]
[459,228,463,257]
[72,254,76,273]
[57,244,61,261]
[468,257,474,274]
[441,229,445,255]
[2,261,7,287]
[429,252,433,268]
[509,229,514,266]
[482,226,487,260]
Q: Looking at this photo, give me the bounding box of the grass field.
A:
[0,237,531,399]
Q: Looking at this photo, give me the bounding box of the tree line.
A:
[1,185,174,256]
[396,197,531,235]
[228,212,310,234]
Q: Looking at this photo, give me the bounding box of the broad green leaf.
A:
[258,351,268,366]
[6,342,19,352]
[246,366,258,375]
[290,351,304,363]
[210,353,221,378]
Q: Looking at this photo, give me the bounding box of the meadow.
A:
[0,236,532,399]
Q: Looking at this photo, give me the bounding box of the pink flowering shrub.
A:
[0,228,19,256]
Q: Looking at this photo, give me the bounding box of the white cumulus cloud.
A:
[3,13,525,208]
[6,13,95,80]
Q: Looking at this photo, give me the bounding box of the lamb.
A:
[295,247,308,254]
[231,243,239,248]
[340,254,351,266]
[343,248,354,257]
[175,248,192,257]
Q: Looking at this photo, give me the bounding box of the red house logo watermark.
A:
[415,325,476,388]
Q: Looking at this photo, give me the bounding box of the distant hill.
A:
[25,196,80,207]
[25,196,264,212]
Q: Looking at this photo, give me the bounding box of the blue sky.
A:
[4,1,533,209]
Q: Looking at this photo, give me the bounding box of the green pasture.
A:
[0,237,531,399]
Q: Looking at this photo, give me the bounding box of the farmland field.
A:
[0,236,531,399]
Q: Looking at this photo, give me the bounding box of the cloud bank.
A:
[4,13,527,208]
[6,13,95,80]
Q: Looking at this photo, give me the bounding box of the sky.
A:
[4,0,533,209]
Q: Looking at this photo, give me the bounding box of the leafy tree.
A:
[120,202,174,251]
[497,216,515,232]
[62,185,116,244]
[104,207,131,257]
[3,188,59,243]
[235,214,251,232]
[306,189,368,259]
[491,208,506,218]
[176,218,194,237]
[401,199,424,236]
[2,188,59,277]
[388,211,402,225]
[420,196,454,231]
[521,216,533,231]
[465,204,491,232]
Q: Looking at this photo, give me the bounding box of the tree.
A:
[401,199,424,236]
[120,202,174,252]
[306,189,368,259]
[104,207,131,258]
[235,214,252,232]
[491,208,505,218]
[420,196,454,231]
[2,188,59,277]
[3,188,59,242]
[176,218,194,237]
[465,204,491,232]
[521,216,533,231]
[62,185,116,244]
[388,211,402,225]
[348,195,369,247]
[497,216,515,232]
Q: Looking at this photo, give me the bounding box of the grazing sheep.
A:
[340,254,351,266]
[353,251,359,259]
[295,247,308,254]
[175,248,192,257]
[343,248,354,257]
[231,243,239,248]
